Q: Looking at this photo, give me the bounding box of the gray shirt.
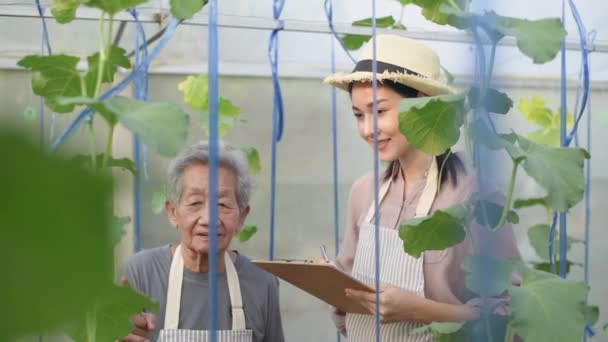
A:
[125,245,284,342]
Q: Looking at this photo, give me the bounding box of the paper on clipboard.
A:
[252,260,374,314]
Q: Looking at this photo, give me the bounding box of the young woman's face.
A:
[350,82,410,161]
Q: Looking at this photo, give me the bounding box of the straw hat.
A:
[324,34,455,96]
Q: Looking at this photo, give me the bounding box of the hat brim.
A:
[324,70,455,96]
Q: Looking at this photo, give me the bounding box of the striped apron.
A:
[345,158,439,342]
[158,245,253,342]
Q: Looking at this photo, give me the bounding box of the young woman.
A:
[323,34,520,342]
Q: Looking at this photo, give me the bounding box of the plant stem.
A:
[88,121,97,169]
[93,12,106,99]
[397,5,405,26]
[483,312,495,342]
[101,124,115,168]
[85,306,96,342]
[504,323,513,342]
[447,0,460,10]
[463,111,473,164]
[495,160,520,230]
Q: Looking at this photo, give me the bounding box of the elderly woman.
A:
[122,141,284,342]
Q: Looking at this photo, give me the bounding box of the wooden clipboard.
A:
[252,260,374,314]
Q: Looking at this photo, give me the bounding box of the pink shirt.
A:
[332,158,521,332]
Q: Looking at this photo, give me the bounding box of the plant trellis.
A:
[26,0,599,341]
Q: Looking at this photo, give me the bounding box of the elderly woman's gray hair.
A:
[166,141,252,212]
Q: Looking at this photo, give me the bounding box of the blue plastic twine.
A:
[369,1,382,340]
[267,0,285,260]
[207,0,220,341]
[323,0,357,64]
[129,8,149,253]
[34,0,52,149]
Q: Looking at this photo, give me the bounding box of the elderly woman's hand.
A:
[118,277,156,342]
[119,311,156,342]
[345,283,423,323]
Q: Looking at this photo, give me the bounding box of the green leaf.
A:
[469,119,505,150]
[399,203,469,258]
[524,128,561,147]
[219,97,241,117]
[513,197,546,209]
[66,285,160,342]
[410,322,464,336]
[22,105,37,121]
[582,305,599,326]
[532,260,573,275]
[84,0,149,15]
[178,74,209,112]
[0,130,113,340]
[518,96,553,128]
[103,96,190,157]
[434,9,565,64]
[414,316,506,342]
[352,16,396,28]
[473,200,518,229]
[393,23,407,30]
[491,14,566,64]
[56,96,118,125]
[411,0,470,26]
[440,65,454,84]
[468,87,513,114]
[84,45,131,98]
[462,256,515,297]
[71,154,137,175]
[399,94,465,155]
[509,267,590,342]
[341,34,371,50]
[397,0,413,5]
[151,190,166,214]
[111,216,130,247]
[51,0,83,24]
[171,0,207,19]
[527,224,582,260]
[242,147,262,175]
[514,135,589,211]
[236,225,258,242]
[200,97,242,137]
[18,54,83,113]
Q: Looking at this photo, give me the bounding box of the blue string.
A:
[323,0,357,65]
[50,18,180,153]
[557,0,568,280]
[34,0,52,150]
[267,0,285,260]
[325,0,341,260]
[34,0,52,55]
[565,0,590,147]
[583,53,593,340]
[370,2,381,341]
[325,3,342,340]
[207,1,220,341]
[129,8,149,252]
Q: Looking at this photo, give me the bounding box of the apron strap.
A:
[164,244,184,330]
[225,252,246,330]
[415,157,439,218]
[364,158,439,224]
[164,245,247,331]
[363,177,393,224]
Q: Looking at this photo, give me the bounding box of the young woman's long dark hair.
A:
[349,80,465,186]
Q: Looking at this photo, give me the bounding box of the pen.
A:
[320,244,330,263]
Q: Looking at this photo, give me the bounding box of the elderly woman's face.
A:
[350,82,410,162]
[166,163,248,255]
